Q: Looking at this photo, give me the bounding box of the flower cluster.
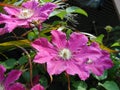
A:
[32,30,113,80]
[0,0,56,35]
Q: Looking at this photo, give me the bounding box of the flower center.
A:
[0,84,4,90]
[86,59,93,64]
[18,9,34,19]
[59,48,72,60]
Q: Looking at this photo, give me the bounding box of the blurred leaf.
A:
[95,34,104,44]
[2,58,17,69]
[22,71,30,82]
[39,76,48,88]
[89,88,97,90]
[72,81,87,90]
[27,32,37,41]
[18,56,28,65]
[93,70,108,80]
[66,6,88,17]
[40,0,53,3]
[98,81,120,90]
[0,39,30,52]
[111,42,120,47]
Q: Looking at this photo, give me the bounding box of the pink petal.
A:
[51,30,67,49]
[4,70,22,87]
[38,3,57,21]
[47,60,67,75]
[33,51,53,64]
[8,83,25,90]
[0,65,6,82]
[4,7,20,16]
[66,61,89,80]
[68,32,88,51]
[22,0,39,9]
[31,84,45,90]
[32,38,56,53]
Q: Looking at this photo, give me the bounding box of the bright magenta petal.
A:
[32,38,56,53]
[0,65,6,82]
[8,83,25,90]
[33,51,53,64]
[47,60,67,75]
[51,30,67,49]
[68,32,88,51]
[31,84,45,90]
[4,70,22,87]
[4,7,20,16]
[22,0,39,9]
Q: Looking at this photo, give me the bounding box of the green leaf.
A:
[22,71,30,82]
[18,56,28,65]
[40,0,53,3]
[72,81,87,90]
[39,76,48,88]
[27,32,37,41]
[95,34,104,44]
[98,81,120,90]
[66,6,88,17]
[2,58,17,69]
[89,88,97,90]
[93,70,108,80]
[111,42,120,47]
[0,39,30,52]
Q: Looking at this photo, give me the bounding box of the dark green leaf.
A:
[18,56,28,65]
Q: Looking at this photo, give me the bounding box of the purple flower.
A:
[31,30,113,80]
[0,65,25,90]
[0,0,56,35]
[85,42,113,76]
[31,84,45,90]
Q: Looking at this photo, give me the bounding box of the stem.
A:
[65,72,71,90]
[14,45,33,87]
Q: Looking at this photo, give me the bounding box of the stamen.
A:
[18,9,34,19]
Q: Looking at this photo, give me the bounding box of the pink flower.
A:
[85,42,113,76]
[31,84,45,90]
[0,65,25,90]
[0,0,56,35]
[31,30,113,80]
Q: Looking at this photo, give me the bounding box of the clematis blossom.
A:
[31,84,45,90]
[32,30,113,80]
[0,0,56,35]
[0,65,25,90]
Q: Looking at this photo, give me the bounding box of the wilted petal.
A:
[8,83,25,90]
[51,30,67,49]
[4,70,22,87]
[68,32,88,51]
[0,65,6,82]
[31,84,45,90]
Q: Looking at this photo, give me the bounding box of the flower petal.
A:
[31,84,45,90]
[4,7,20,16]
[4,70,22,87]
[33,51,53,64]
[51,30,67,49]
[32,38,56,53]
[0,65,6,82]
[66,61,89,80]
[38,3,57,21]
[8,83,25,90]
[68,32,88,51]
[22,0,39,9]
[47,60,67,75]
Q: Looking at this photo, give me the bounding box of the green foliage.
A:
[1,58,17,69]
[98,81,120,90]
